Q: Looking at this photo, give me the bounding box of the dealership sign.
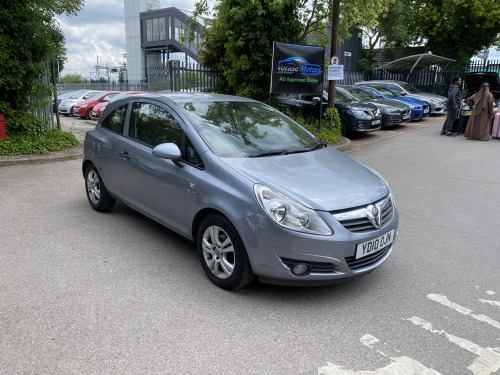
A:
[270,42,325,94]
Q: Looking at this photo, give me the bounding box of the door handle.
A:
[120,151,130,160]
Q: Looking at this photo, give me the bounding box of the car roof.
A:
[122,92,259,105]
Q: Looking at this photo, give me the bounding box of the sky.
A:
[57,0,500,80]
[56,0,197,80]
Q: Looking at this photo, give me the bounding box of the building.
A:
[124,0,209,83]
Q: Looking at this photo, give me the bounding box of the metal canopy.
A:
[381,52,456,73]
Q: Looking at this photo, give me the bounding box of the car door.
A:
[118,100,189,235]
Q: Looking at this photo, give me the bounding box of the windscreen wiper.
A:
[248,149,288,158]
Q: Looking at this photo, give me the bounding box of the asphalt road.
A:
[1,116,499,374]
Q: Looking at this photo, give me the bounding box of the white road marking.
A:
[318,355,441,375]
[427,294,500,330]
[479,299,500,307]
[361,334,380,348]
[486,291,496,296]
[407,316,500,374]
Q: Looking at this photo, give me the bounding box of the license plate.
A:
[424,109,429,113]
[356,229,395,259]
[372,119,381,125]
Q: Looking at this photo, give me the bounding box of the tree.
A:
[193,0,304,101]
[413,0,500,67]
[59,73,87,84]
[0,0,84,113]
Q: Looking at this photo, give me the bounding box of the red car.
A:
[90,91,146,120]
[73,91,120,119]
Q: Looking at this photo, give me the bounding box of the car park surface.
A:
[354,80,448,114]
[338,86,411,128]
[83,92,398,289]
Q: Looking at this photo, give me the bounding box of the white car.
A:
[58,90,102,116]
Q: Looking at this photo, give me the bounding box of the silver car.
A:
[354,80,448,114]
[82,93,399,290]
[59,90,102,116]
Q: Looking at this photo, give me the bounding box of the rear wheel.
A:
[85,165,115,212]
[197,214,254,290]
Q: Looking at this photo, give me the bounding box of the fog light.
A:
[358,123,364,128]
[292,264,309,275]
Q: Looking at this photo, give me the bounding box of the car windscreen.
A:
[373,87,396,98]
[181,101,319,158]
[331,89,352,103]
[344,87,376,100]
[399,83,421,94]
[88,92,104,101]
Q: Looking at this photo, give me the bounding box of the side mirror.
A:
[152,143,184,167]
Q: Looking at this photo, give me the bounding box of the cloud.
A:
[57,0,197,79]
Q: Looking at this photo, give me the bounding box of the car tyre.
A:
[86,109,93,119]
[85,165,116,212]
[340,119,348,137]
[197,214,254,290]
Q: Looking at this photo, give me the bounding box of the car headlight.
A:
[254,184,332,235]
[81,104,89,108]
[350,110,368,117]
[410,105,420,109]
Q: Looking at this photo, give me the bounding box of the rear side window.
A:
[101,104,128,134]
[129,102,182,148]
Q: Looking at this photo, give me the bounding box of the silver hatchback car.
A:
[83,93,399,290]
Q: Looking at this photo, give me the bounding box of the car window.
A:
[102,93,117,102]
[83,92,101,100]
[345,87,375,100]
[334,89,353,102]
[387,84,404,93]
[101,104,128,134]
[182,101,318,158]
[376,87,395,98]
[399,83,420,94]
[129,102,182,148]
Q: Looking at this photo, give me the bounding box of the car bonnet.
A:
[220,147,389,211]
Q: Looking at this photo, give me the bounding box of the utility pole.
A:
[328,0,341,107]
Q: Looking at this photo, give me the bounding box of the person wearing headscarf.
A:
[464,82,494,141]
[441,76,463,136]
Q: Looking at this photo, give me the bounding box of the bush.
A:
[0,109,78,155]
[287,107,342,144]
[0,129,79,155]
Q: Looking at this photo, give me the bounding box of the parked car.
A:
[90,91,146,120]
[83,93,399,290]
[279,89,382,136]
[461,71,500,117]
[354,80,447,114]
[73,91,120,119]
[357,86,430,121]
[59,90,103,116]
[52,90,76,113]
[338,86,411,127]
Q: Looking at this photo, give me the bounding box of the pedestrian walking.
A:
[441,76,463,137]
[464,82,494,141]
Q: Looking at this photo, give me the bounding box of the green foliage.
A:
[59,73,87,84]
[0,129,79,156]
[413,0,500,66]
[194,0,304,101]
[0,0,84,113]
[284,107,342,144]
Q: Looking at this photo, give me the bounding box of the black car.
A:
[338,86,411,128]
[278,89,382,136]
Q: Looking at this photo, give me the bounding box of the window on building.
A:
[146,17,166,42]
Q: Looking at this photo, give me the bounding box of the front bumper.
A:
[234,205,399,285]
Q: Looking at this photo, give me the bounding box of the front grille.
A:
[345,243,392,270]
[332,196,394,233]
[280,257,340,274]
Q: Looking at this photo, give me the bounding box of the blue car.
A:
[359,86,430,121]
